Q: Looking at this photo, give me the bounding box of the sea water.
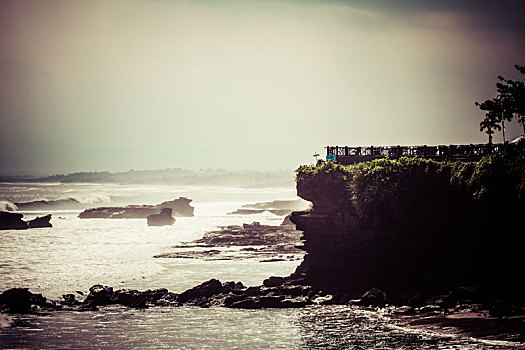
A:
[0,183,522,349]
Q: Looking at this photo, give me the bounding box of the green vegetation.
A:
[296,143,525,220]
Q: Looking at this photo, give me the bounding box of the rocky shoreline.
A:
[154,221,303,262]
[3,275,525,342]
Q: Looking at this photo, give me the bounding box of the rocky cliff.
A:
[290,152,525,304]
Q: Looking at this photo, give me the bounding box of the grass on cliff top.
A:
[295,145,525,204]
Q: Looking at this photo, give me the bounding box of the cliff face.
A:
[291,155,525,302]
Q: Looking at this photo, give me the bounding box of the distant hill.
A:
[0,168,295,188]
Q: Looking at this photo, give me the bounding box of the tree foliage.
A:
[476,64,525,141]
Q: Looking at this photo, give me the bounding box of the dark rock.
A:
[1,212,53,230]
[408,294,428,308]
[244,286,262,296]
[279,297,310,308]
[0,211,28,230]
[147,208,175,226]
[424,293,456,309]
[223,294,248,307]
[222,281,245,294]
[263,276,286,288]
[229,298,262,309]
[155,292,180,306]
[158,197,194,217]
[79,197,194,219]
[281,214,295,226]
[0,288,49,313]
[27,214,52,228]
[488,300,522,317]
[84,285,116,306]
[179,279,224,303]
[392,306,415,315]
[115,290,147,308]
[61,294,79,306]
[358,288,387,307]
[419,304,442,314]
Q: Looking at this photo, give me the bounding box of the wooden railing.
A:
[325,143,506,163]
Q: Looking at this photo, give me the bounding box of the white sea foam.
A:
[0,200,18,211]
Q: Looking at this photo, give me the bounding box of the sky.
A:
[1,0,524,174]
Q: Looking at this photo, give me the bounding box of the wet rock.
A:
[147,208,175,226]
[263,276,286,287]
[222,281,245,294]
[0,288,50,313]
[61,294,79,306]
[0,212,28,230]
[229,298,262,309]
[84,285,116,306]
[392,306,415,315]
[179,279,224,303]
[155,292,180,306]
[244,286,262,296]
[418,304,442,314]
[1,212,53,230]
[27,214,52,228]
[223,294,248,307]
[79,197,194,219]
[358,288,387,307]
[312,294,334,305]
[488,300,523,317]
[115,290,147,308]
[281,214,295,226]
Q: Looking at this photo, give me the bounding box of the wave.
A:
[0,201,18,212]
[15,194,111,210]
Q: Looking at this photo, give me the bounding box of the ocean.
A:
[0,182,522,349]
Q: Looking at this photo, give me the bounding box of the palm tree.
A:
[480,114,501,145]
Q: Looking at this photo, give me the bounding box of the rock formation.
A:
[0,212,52,230]
[28,214,53,228]
[147,208,175,226]
[290,156,525,304]
[78,197,194,219]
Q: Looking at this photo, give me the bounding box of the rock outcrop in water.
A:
[147,208,175,226]
[78,197,194,219]
[0,211,52,230]
[154,222,303,262]
[228,199,309,216]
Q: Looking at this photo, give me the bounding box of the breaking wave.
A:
[15,194,111,210]
[0,201,18,212]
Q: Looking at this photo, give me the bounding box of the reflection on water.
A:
[1,306,522,349]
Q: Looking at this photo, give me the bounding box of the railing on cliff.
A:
[325,143,507,164]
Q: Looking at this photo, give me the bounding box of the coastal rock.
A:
[155,223,303,262]
[0,288,50,313]
[357,288,387,307]
[27,214,52,228]
[0,211,53,230]
[78,197,194,219]
[147,208,175,226]
[84,285,117,306]
[0,211,27,230]
[263,276,286,287]
[228,199,310,216]
[178,279,225,303]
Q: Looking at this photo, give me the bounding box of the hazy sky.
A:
[1,0,524,174]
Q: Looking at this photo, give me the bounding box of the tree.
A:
[479,113,501,145]
[476,64,525,142]
[497,65,525,135]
